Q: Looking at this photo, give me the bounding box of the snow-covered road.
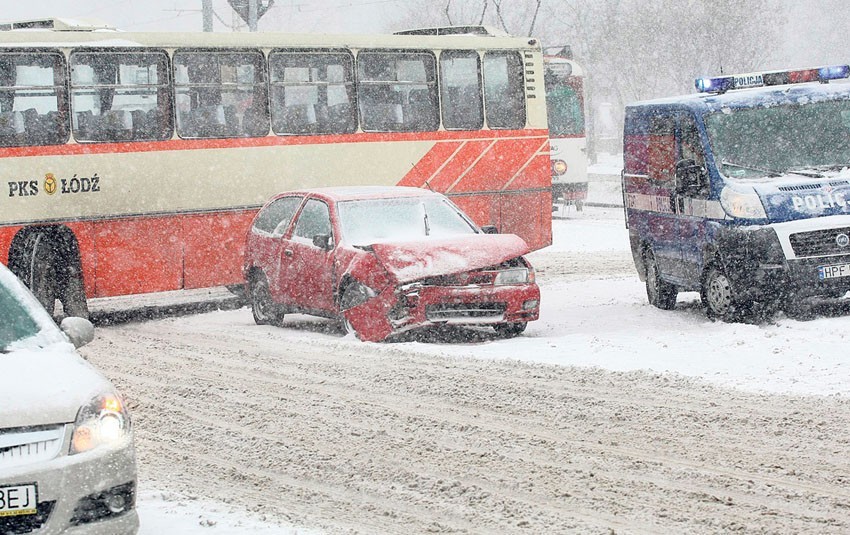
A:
[81,206,850,533]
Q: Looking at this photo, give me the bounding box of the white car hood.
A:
[0,342,111,429]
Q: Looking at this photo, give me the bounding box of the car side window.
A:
[293,199,332,244]
[253,196,303,235]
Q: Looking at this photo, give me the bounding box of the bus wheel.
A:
[60,268,89,319]
[644,248,677,310]
[702,265,739,320]
[250,272,284,326]
[23,232,58,314]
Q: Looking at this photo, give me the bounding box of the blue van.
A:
[623,65,850,319]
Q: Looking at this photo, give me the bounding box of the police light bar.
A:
[695,65,850,94]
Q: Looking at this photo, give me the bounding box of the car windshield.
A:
[0,282,41,352]
[704,99,850,179]
[338,196,477,245]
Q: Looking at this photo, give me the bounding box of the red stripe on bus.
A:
[427,140,494,192]
[397,141,464,188]
[451,137,546,193]
[0,129,549,159]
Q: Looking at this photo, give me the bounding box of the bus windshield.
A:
[704,99,850,179]
[546,84,584,136]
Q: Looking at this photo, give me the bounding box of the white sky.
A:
[0,0,405,33]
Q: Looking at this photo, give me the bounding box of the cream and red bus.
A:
[544,51,587,210]
[0,18,551,317]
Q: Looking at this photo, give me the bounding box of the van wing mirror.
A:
[675,159,708,196]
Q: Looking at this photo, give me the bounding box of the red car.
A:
[243,186,540,342]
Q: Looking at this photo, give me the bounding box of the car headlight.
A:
[70,392,131,455]
[720,185,767,219]
[494,267,532,285]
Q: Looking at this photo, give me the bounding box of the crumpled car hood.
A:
[368,233,530,284]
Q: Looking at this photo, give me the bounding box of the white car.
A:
[0,263,138,534]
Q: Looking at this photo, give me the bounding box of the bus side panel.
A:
[92,217,183,297]
[182,211,256,290]
[0,227,16,264]
[423,140,493,192]
[450,138,545,193]
[499,190,552,251]
[504,153,552,191]
[397,141,463,188]
[449,194,501,230]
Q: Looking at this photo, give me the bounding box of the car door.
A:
[275,197,336,312]
[249,194,304,286]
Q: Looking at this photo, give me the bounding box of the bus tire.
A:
[60,268,89,319]
[644,248,677,310]
[23,232,59,315]
[249,271,284,326]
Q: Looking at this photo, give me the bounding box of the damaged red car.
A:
[243,186,540,342]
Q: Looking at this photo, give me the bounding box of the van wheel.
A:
[644,248,677,310]
[250,272,284,326]
[702,265,741,320]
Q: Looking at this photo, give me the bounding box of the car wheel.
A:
[250,273,284,326]
[702,264,741,321]
[644,248,677,310]
[493,322,527,338]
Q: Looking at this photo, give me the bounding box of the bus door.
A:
[672,113,712,286]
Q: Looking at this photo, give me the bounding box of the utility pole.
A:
[202,0,213,32]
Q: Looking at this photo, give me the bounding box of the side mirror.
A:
[312,233,332,249]
[675,159,708,196]
[60,316,95,349]
[481,225,499,234]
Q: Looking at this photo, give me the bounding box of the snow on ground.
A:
[128,204,849,531]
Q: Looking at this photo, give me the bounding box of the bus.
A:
[544,50,587,211]
[0,17,552,318]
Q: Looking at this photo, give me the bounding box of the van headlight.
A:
[495,267,532,285]
[70,392,131,454]
[720,185,767,219]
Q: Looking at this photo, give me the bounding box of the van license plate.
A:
[819,263,850,280]
[0,484,37,517]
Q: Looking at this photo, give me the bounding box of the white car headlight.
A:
[720,185,767,219]
[71,392,131,454]
[494,267,531,285]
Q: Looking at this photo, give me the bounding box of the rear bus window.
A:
[0,51,68,147]
[357,51,439,132]
[70,50,172,142]
[174,50,269,139]
[269,50,356,135]
[483,51,526,129]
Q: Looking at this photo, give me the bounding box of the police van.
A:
[623,65,850,319]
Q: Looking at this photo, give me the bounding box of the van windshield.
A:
[704,99,850,179]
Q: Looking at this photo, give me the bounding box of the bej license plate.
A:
[0,484,37,517]
[818,263,850,280]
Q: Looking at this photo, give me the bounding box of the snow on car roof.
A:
[281,186,442,202]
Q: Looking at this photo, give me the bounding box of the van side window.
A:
[679,115,705,167]
[648,115,676,183]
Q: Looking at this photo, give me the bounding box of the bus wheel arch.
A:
[8,226,89,318]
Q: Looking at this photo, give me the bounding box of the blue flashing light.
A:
[695,76,733,93]
[818,65,850,81]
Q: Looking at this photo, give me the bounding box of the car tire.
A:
[250,272,284,326]
[644,248,677,310]
[339,284,364,339]
[701,264,743,321]
[493,322,527,338]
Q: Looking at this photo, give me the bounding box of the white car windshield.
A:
[338,197,477,245]
[0,283,41,352]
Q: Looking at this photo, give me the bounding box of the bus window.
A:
[70,51,171,142]
[357,51,439,132]
[0,51,68,147]
[269,50,356,135]
[439,50,483,130]
[545,83,584,136]
[483,51,526,129]
[174,50,269,139]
